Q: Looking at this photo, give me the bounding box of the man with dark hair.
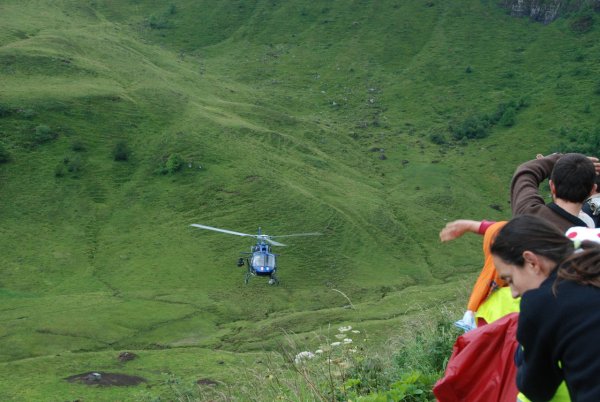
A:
[510,153,598,233]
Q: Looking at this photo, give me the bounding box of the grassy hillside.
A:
[0,0,599,400]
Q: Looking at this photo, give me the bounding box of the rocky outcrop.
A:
[500,0,600,24]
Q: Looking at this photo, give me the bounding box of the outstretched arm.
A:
[439,220,495,242]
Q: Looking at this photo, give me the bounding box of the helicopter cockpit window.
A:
[252,254,275,268]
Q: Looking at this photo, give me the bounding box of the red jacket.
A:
[433,313,519,402]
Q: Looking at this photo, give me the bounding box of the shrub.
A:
[66,155,83,173]
[156,153,186,175]
[583,103,591,114]
[113,140,131,161]
[0,142,9,163]
[147,14,173,29]
[451,115,490,140]
[29,125,57,147]
[71,140,86,152]
[56,155,84,177]
[19,108,36,119]
[0,104,12,117]
[54,164,65,177]
[570,13,594,33]
[498,107,516,127]
[429,132,447,145]
[165,153,184,173]
[559,127,600,155]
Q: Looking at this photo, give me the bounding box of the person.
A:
[440,219,519,330]
[491,215,600,401]
[581,173,600,227]
[510,153,598,232]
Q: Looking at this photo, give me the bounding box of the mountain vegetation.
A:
[0,0,599,400]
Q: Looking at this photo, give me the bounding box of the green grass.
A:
[0,0,599,399]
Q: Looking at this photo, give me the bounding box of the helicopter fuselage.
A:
[248,243,277,276]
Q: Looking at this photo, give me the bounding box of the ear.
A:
[591,183,598,196]
[549,180,557,196]
[522,251,544,275]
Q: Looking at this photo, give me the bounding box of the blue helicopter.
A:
[190,224,321,285]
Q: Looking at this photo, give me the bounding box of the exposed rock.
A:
[500,0,600,24]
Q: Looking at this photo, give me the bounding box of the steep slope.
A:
[0,0,599,400]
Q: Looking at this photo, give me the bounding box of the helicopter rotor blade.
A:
[265,238,287,247]
[269,232,322,239]
[190,224,256,238]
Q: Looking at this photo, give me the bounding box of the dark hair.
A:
[491,215,600,289]
[550,153,595,203]
[557,241,600,288]
[491,215,574,266]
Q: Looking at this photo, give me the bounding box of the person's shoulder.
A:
[554,279,600,299]
[521,280,556,309]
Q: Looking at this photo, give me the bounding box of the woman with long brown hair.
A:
[491,214,600,401]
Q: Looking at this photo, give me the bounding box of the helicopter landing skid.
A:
[243,270,279,285]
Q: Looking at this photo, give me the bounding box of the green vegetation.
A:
[0,0,598,400]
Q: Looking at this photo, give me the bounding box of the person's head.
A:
[491,215,574,297]
[550,153,596,203]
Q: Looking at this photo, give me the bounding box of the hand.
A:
[439,220,481,242]
[587,156,600,175]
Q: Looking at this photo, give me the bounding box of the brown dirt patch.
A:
[118,351,138,362]
[197,378,219,386]
[65,371,146,387]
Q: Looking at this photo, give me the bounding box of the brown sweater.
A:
[510,154,586,233]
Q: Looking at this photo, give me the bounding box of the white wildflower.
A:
[294,351,315,365]
[351,330,360,334]
[315,349,323,354]
[338,325,352,332]
[335,333,346,339]
[343,338,353,344]
[331,341,341,347]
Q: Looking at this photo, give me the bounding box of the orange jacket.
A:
[466,221,507,313]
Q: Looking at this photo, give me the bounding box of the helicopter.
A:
[190,224,321,285]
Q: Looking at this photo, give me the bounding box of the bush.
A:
[56,155,84,177]
[165,153,184,173]
[0,104,12,118]
[559,127,600,155]
[451,115,490,140]
[147,14,173,29]
[66,155,83,173]
[0,142,10,163]
[113,140,131,161]
[54,164,65,177]
[570,13,594,33]
[71,140,86,152]
[19,109,36,119]
[28,125,57,147]
[498,107,516,127]
[429,132,447,145]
